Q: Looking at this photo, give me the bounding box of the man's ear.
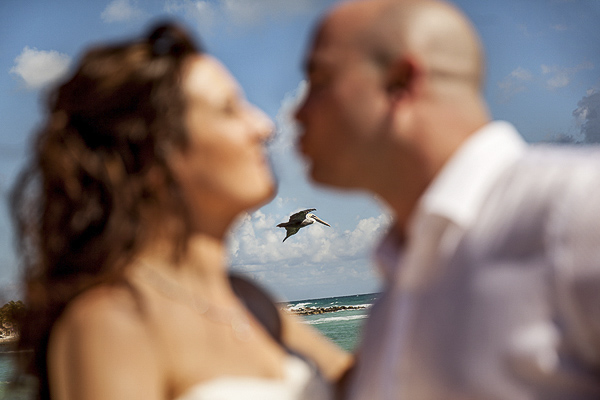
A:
[385,57,420,101]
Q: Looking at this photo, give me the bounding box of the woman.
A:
[11,22,350,400]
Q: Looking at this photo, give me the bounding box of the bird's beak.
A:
[314,216,331,227]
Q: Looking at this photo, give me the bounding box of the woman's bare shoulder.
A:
[48,285,163,399]
[54,284,146,340]
[48,284,157,368]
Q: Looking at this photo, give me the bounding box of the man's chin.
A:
[302,158,359,189]
[307,165,346,189]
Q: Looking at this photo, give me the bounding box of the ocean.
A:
[285,292,378,352]
[0,292,378,398]
[0,343,34,399]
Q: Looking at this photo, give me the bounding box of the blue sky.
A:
[1,0,599,302]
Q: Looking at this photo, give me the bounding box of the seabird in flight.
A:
[277,208,331,242]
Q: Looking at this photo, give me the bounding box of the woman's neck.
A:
[135,233,235,304]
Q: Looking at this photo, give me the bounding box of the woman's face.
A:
[172,55,275,228]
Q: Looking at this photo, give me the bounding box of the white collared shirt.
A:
[350,120,600,399]
[378,121,527,288]
[348,121,528,400]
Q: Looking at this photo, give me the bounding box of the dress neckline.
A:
[175,356,314,400]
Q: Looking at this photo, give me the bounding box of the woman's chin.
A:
[252,181,277,209]
[250,179,277,211]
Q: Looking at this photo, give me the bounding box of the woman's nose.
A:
[248,104,274,141]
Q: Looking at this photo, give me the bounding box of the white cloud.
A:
[227,208,389,299]
[228,207,390,270]
[222,0,263,25]
[541,62,593,90]
[497,67,532,102]
[497,62,595,101]
[573,88,600,143]
[541,65,569,89]
[221,0,319,25]
[510,67,533,81]
[164,0,217,32]
[272,82,305,154]
[164,0,323,28]
[10,46,71,90]
[101,0,145,23]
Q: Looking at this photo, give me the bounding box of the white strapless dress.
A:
[175,356,333,400]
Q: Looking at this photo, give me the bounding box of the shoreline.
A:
[286,304,368,316]
[0,306,370,341]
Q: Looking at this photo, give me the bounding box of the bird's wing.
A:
[288,208,316,222]
[285,226,300,235]
[282,226,301,242]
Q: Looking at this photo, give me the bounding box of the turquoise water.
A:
[286,292,378,352]
[0,344,34,400]
[0,349,11,387]
[0,293,378,398]
[0,344,16,387]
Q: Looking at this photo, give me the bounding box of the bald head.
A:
[320,0,485,91]
[296,0,490,219]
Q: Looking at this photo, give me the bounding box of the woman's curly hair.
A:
[10,22,201,399]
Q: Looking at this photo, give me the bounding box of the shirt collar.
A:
[376,121,527,280]
[417,120,526,230]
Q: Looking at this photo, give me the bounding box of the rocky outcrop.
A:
[286,304,368,316]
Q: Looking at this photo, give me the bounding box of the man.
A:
[295,0,600,398]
